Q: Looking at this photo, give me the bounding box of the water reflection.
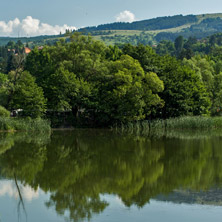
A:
[0,180,39,202]
[1,129,222,221]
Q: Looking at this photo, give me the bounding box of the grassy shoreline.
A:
[1,116,222,133]
[113,116,222,132]
[0,117,51,132]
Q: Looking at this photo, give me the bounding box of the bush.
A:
[0,106,10,117]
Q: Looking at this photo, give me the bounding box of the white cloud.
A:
[0,18,20,33]
[0,180,40,201]
[0,180,40,202]
[115,10,136,23]
[0,16,77,37]
[22,16,40,34]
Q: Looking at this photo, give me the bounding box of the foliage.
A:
[2,32,222,126]
[92,55,164,124]
[1,70,47,118]
[0,117,51,132]
[25,35,164,125]
[123,44,211,118]
[100,32,155,46]
[0,105,10,117]
[155,17,222,42]
[0,73,8,105]
[174,35,184,56]
[79,15,197,32]
[155,40,175,56]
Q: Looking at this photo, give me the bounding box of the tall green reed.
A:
[0,117,51,132]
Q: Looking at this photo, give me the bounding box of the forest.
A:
[78,14,198,32]
[1,32,222,127]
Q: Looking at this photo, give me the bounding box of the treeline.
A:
[100,32,154,46]
[0,40,29,73]
[155,33,222,57]
[0,34,63,46]
[1,33,222,127]
[90,17,222,46]
[80,16,222,45]
[79,15,197,32]
[0,39,62,74]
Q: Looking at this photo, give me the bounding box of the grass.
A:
[91,13,222,46]
[112,116,222,135]
[92,25,193,46]
[196,13,222,22]
[0,117,51,132]
[166,116,222,129]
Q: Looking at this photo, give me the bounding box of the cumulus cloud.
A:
[115,10,135,23]
[0,16,77,37]
[0,180,40,202]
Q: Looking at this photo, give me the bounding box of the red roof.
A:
[24,47,31,54]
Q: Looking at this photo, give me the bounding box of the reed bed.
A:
[112,116,222,134]
[0,117,51,132]
[166,116,222,129]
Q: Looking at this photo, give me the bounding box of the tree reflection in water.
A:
[1,130,222,221]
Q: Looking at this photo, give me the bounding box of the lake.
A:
[1,129,222,222]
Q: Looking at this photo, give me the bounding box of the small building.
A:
[24,47,32,54]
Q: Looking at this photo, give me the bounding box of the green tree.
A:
[5,71,47,117]
[105,45,122,61]
[158,57,211,117]
[0,73,9,106]
[0,105,10,117]
[211,72,222,115]
[94,55,164,124]
[123,44,211,118]
[46,64,92,116]
[155,40,175,56]
[25,35,164,125]
[174,35,184,57]
[25,35,107,114]
[183,56,215,94]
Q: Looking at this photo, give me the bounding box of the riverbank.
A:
[0,117,51,132]
[1,116,222,133]
[113,116,222,133]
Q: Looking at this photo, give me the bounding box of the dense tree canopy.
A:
[0,71,46,117]
[0,33,222,125]
[123,44,211,118]
[24,35,164,125]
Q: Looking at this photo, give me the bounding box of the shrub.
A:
[0,106,10,117]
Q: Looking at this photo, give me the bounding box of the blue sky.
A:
[0,0,222,36]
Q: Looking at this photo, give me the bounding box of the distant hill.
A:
[155,15,222,42]
[78,14,198,31]
[2,13,222,46]
[0,34,64,46]
[78,13,222,45]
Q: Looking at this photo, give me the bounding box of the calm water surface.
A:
[1,129,222,222]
